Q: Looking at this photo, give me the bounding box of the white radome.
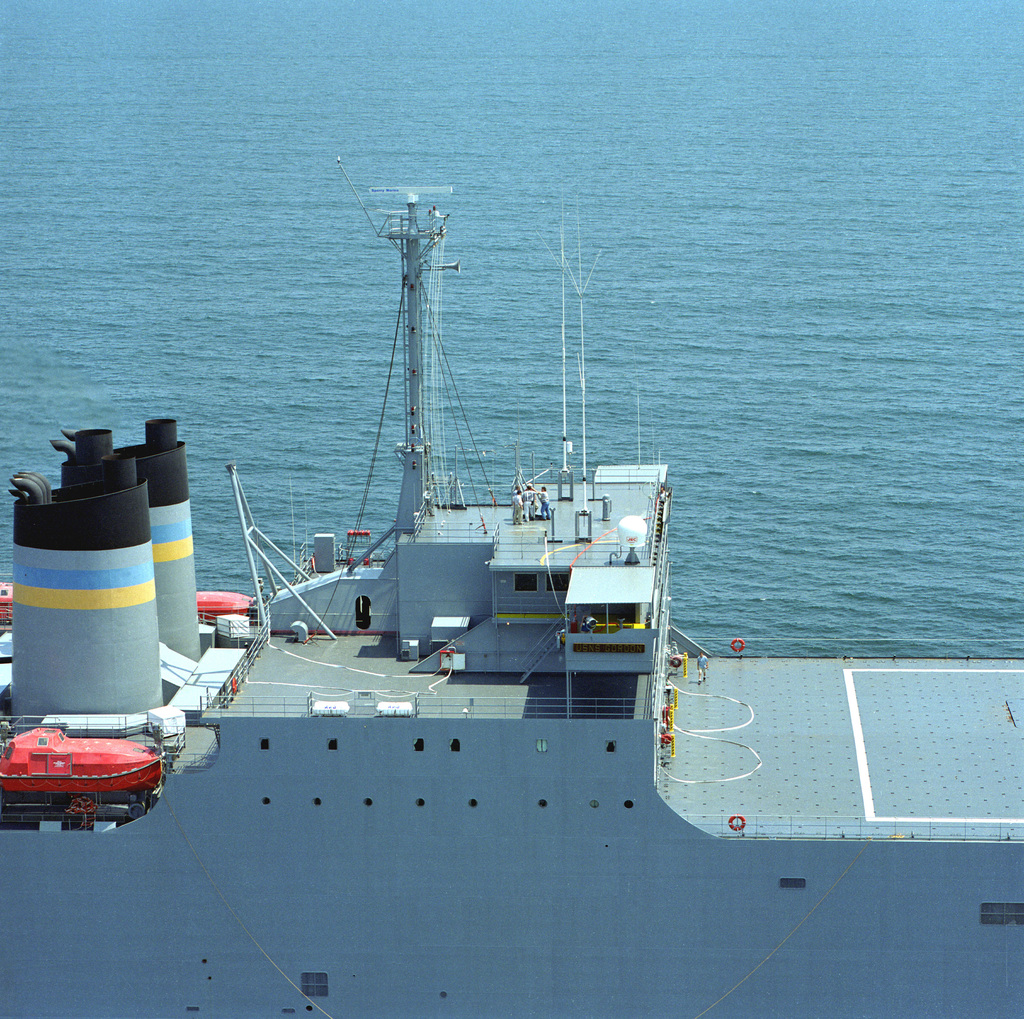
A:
[617,515,648,548]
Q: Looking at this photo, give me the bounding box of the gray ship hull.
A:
[2,715,1020,1019]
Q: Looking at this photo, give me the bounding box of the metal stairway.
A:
[519,620,564,684]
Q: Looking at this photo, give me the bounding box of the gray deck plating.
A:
[664,656,1024,839]
[231,633,645,718]
[407,466,664,570]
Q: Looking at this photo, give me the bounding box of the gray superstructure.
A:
[0,190,1021,1019]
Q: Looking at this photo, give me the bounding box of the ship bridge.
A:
[563,564,660,674]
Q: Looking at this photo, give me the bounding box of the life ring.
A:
[730,638,745,654]
[728,814,746,832]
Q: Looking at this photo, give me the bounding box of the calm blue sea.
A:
[2,0,1022,657]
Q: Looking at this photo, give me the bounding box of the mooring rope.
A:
[163,793,336,1018]
[690,838,873,1018]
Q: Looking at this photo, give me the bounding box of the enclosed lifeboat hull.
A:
[196,590,252,618]
[0,728,161,794]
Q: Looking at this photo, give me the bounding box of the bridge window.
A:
[514,573,538,592]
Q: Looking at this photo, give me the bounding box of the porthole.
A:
[313,798,322,806]
[538,799,548,808]
[624,800,634,809]
[590,800,599,808]
[363,797,373,806]
[414,738,424,751]
[260,738,270,750]
[468,798,478,807]
[606,741,616,753]
[449,738,460,752]
[262,797,271,805]
[536,739,548,753]
[327,738,337,751]
[416,798,425,807]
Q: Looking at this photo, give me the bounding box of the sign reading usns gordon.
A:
[572,641,646,654]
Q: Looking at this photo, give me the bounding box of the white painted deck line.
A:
[843,668,875,820]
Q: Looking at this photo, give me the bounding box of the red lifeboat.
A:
[196,591,253,619]
[0,581,12,626]
[0,728,162,794]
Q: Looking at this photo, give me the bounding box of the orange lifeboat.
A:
[0,728,161,794]
[196,591,253,619]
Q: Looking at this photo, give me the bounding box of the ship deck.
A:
[663,655,1024,840]
[218,635,1024,841]
[228,633,647,720]
[404,463,667,570]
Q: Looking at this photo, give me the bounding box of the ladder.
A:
[519,620,564,684]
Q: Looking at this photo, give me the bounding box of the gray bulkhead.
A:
[268,557,399,634]
[0,715,1020,1019]
[395,536,493,652]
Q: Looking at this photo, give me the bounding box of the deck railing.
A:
[685,813,1023,842]
[207,694,640,721]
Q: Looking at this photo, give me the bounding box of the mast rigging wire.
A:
[352,289,404,538]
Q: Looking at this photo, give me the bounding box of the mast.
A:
[560,208,568,473]
[369,186,453,534]
[562,208,599,498]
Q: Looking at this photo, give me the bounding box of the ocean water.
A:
[2,0,1021,657]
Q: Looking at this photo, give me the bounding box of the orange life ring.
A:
[730,638,745,653]
[728,815,746,832]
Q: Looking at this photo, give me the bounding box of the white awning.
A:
[566,565,656,605]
